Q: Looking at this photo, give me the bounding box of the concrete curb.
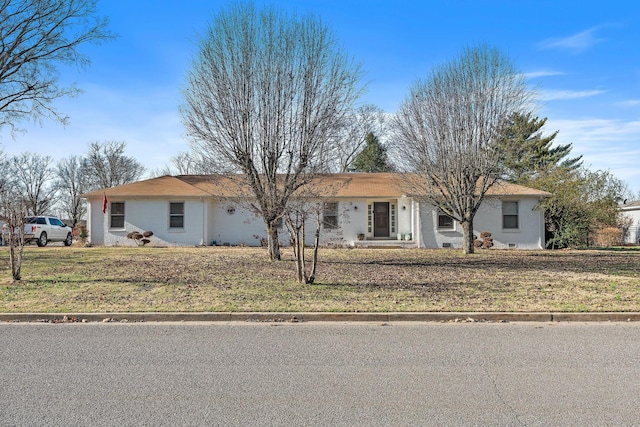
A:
[2,312,640,323]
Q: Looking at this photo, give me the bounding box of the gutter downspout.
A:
[540,196,545,249]
[201,198,206,246]
[414,199,421,248]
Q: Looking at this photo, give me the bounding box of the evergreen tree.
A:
[498,112,627,248]
[351,132,392,172]
[498,112,582,183]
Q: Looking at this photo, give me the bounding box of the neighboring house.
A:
[621,200,640,245]
[82,173,550,249]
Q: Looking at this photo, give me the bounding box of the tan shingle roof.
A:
[484,180,551,197]
[82,175,214,198]
[83,173,551,199]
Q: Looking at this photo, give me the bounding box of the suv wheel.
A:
[36,232,48,247]
[64,232,73,247]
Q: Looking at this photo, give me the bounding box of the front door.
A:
[373,202,389,237]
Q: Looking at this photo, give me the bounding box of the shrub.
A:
[72,224,89,245]
[593,227,624,247]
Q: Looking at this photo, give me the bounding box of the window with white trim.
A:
[110,202,125,228]
[169,202,184,228]
[438,211,454,229]
[502,201,519,229]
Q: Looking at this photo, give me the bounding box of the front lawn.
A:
[1,246,639,313]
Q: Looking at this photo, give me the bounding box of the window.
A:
[323,202,338,229]
[438,211,454,229]
[502,201,519,229]
[110,202,125,228]
[169,202,184,228]
[50,218,65,227]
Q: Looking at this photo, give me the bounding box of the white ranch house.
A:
[83,173,550,249]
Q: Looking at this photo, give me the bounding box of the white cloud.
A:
[539,89,605,101]
[539,27,605,53]
[545,117,640,191]
[618,99,640,106]
[523,70,566,79]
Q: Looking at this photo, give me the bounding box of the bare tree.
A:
[330,104,388,172]
[394,45,532,254]
[150,152,214,177]
[9,152,57,215]
[152,151,217,177]
[0,152,29,281]
[0,189,29,281]
[284,177,348,283]
[82,141,145,190]
[181,2,363,261]
[285,200,322,284]
[56,155,88,226]
[0,0,113,133]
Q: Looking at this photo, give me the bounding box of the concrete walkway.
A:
[2,311,640,323]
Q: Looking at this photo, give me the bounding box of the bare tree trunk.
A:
[7,227,25,281]
[293,237,301,283]
[461,221,475,255]
[266,222,281,261]
[2,196,28,282]
[286,215,306,283]
[307,211,322,284]
[300,220,307,282]
[9,244,22,281]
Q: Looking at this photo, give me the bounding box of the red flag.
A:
[102,193,108,214]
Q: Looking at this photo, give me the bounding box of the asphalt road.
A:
[1,322,639,426]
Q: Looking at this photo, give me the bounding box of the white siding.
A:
[622,207,640,245]
[87,198,104,245]
[474,197,545,249]
[88,197,209,246]
[87,195,546,249]
[418,197,545,250]
[210,202,266,246]
[320,199,366,246]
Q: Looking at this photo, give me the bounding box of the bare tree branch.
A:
[8,152,57,215]
[55,155,87,226]
[0,0,114,133]
[82,140,145,190]
[328,104,388,172]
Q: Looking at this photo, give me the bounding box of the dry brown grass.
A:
[1,245,639,313]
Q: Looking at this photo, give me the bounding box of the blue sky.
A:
[2,0,639,193]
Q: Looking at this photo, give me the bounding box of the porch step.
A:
[353,239,416,248]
